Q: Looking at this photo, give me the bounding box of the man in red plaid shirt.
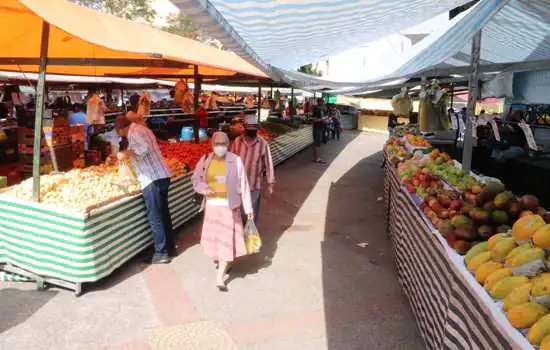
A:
[231,115,275,224]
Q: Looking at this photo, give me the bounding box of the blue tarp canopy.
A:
[172,0,472,70]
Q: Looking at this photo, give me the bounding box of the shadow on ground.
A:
[321,146,425,349]
[227,134,360,284]
[0,288,57,334]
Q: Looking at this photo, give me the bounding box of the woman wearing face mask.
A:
[192,132,254,291]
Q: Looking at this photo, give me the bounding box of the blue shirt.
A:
[69,112,87,125]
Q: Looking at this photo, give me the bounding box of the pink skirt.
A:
[200,203,247,262]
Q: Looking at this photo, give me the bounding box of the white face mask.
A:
[213,145,228,158]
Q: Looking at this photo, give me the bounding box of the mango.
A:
[490,276,530,299]
[464,242,489,265]
[490,238,516,261]
[507,302,548,329]
[485,268,513,291]
[503,282,532,311]
[512,214,545,242]
[534,224,550,249]
[494,191,513,209]
[475,261,502,284]
[467,251,492,273]
[507,247,545,268]
[528,314,550,345]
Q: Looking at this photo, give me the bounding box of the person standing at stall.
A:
[114,115,174,264]
[192,132,254,291]
[126,93,146,126]
[311,99,326,163]
[231,115,275,224]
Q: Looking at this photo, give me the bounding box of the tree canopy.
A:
[298,64,322,77]
[70,0,157,23]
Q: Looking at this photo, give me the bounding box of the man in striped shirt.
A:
[115,115,174,264]
[230,115,275,224]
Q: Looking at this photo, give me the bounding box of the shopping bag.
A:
[244,219,262,254]
[118,158,137,181]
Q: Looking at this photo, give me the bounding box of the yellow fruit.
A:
[507,247,545,268]
[533,276,550,297]
[505,243,532,265]
[507,302,548,329]
[485,268,513,291]
[490,276,530,299]
[541,334,550,350]
[490,238,516,261]
[529,314,550,345]
[488,233,506,250]
[512,215,545,242]
[464,242,489,265]
[534,225,550,249]
[467,251,492,273]
[475,261,502,284]
[504,282,532,311]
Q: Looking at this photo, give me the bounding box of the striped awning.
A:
[339,0,550,94]
[171,0,471,70]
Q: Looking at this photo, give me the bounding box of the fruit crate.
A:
[73,156,85,169]
[43,126,71,147]
[19,153,51,165]
[72,141,85,159]
[18,127,45,146]
[43,116,69,128]
[50,144,73,172]
[70,125,85,143]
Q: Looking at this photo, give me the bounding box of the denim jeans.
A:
[242,190,262,225]
[142,178,174,256]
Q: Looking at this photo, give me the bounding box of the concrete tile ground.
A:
[0,131,425,350]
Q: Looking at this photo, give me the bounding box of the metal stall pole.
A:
[462,30,482,172]
[193,65,202,144]
[257,86,262,123]
[32,21,50,202]
[290,87,295,116]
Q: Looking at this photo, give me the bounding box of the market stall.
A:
[383,131,550,349]
[0,125,313,295]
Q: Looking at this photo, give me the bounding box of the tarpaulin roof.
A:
[341,0,550,94]
[0,0,268,80]
[171,0,471,69]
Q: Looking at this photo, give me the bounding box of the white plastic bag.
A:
[244,219,262,254]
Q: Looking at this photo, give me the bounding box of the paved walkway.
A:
[0,132,424,350]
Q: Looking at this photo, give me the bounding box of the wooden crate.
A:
[50,144,73,172]
[18,127,45,146]
[43,126,71,147]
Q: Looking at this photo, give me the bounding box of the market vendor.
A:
[114,115,174,264]
[491,109,527,163]
[86,88,107,125]
[126,93,146,126]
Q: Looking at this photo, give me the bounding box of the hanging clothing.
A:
[174,80,189,104]
[86,94,106,125]
[391,94,413,117]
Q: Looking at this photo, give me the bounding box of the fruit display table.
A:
[0,126,313,295]
[384,158,532,350]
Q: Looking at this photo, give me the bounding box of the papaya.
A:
[467,251,492,273]
[541,334,550,350]
[464,241,489,264]
[512,214,545,242]
[506,302,548,329]
[507,247,545,268]
[528,313,550,345]
[490,276,530,299]
[532,276,550,297]
[488,233,506,250]
[490,238,516,261]
[534,224,550,249]
[505,243,532,264]
[475,261,502,284]
[485,268,513,291]
[503,282,532,311]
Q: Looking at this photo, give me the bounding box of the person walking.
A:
[230,115,275,224]
[311,99,326,163]
[329,104,342,141]
[192,132,254,291]
[114,115,174,264]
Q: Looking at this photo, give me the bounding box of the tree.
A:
[163,13,198,40]
[70,0,157,23]
[298,64,322,77]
